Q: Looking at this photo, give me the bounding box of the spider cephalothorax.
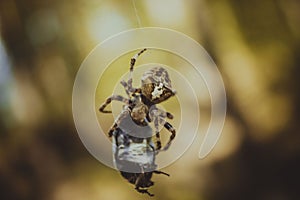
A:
[99,49,176,196]
[131,101,149,125]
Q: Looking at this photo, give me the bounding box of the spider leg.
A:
[149,106,174,151]
[161,122,176,151]
[120,80,130,97]
[151,106,174,120]
[107,123,118,138]
[107,109,130,137]
[99,95,130,113]
[127,48,147,92]
[120,80,142,98]
[154,117,162,150]
[159,111,174,120]
[165,112,174,119]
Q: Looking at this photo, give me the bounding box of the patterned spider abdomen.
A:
[142,67,173,89]
[141,67,175,104]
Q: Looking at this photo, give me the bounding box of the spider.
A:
[98,49,177,196]
[99,48,176,151]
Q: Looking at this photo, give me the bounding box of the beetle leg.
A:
[135,187,154,197]
[153,170,170,176]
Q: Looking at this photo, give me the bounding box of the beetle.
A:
[111,113,169,196]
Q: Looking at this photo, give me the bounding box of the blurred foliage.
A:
[0,0,300,200]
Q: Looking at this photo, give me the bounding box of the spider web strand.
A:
[132,0,142,27]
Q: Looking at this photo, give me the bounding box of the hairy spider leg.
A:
[127,48,147,93]
[149,106,175,151]
[149,106,164,150]
[120,80,131,97]
[107,109,130,137]
[164,112,174,119]
[161,122,176,151]
[153,116,162,150]
[99,95,130,113]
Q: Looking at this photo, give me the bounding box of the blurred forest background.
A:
[1,0,300,200]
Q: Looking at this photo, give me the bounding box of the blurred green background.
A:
[1,0,300,199]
